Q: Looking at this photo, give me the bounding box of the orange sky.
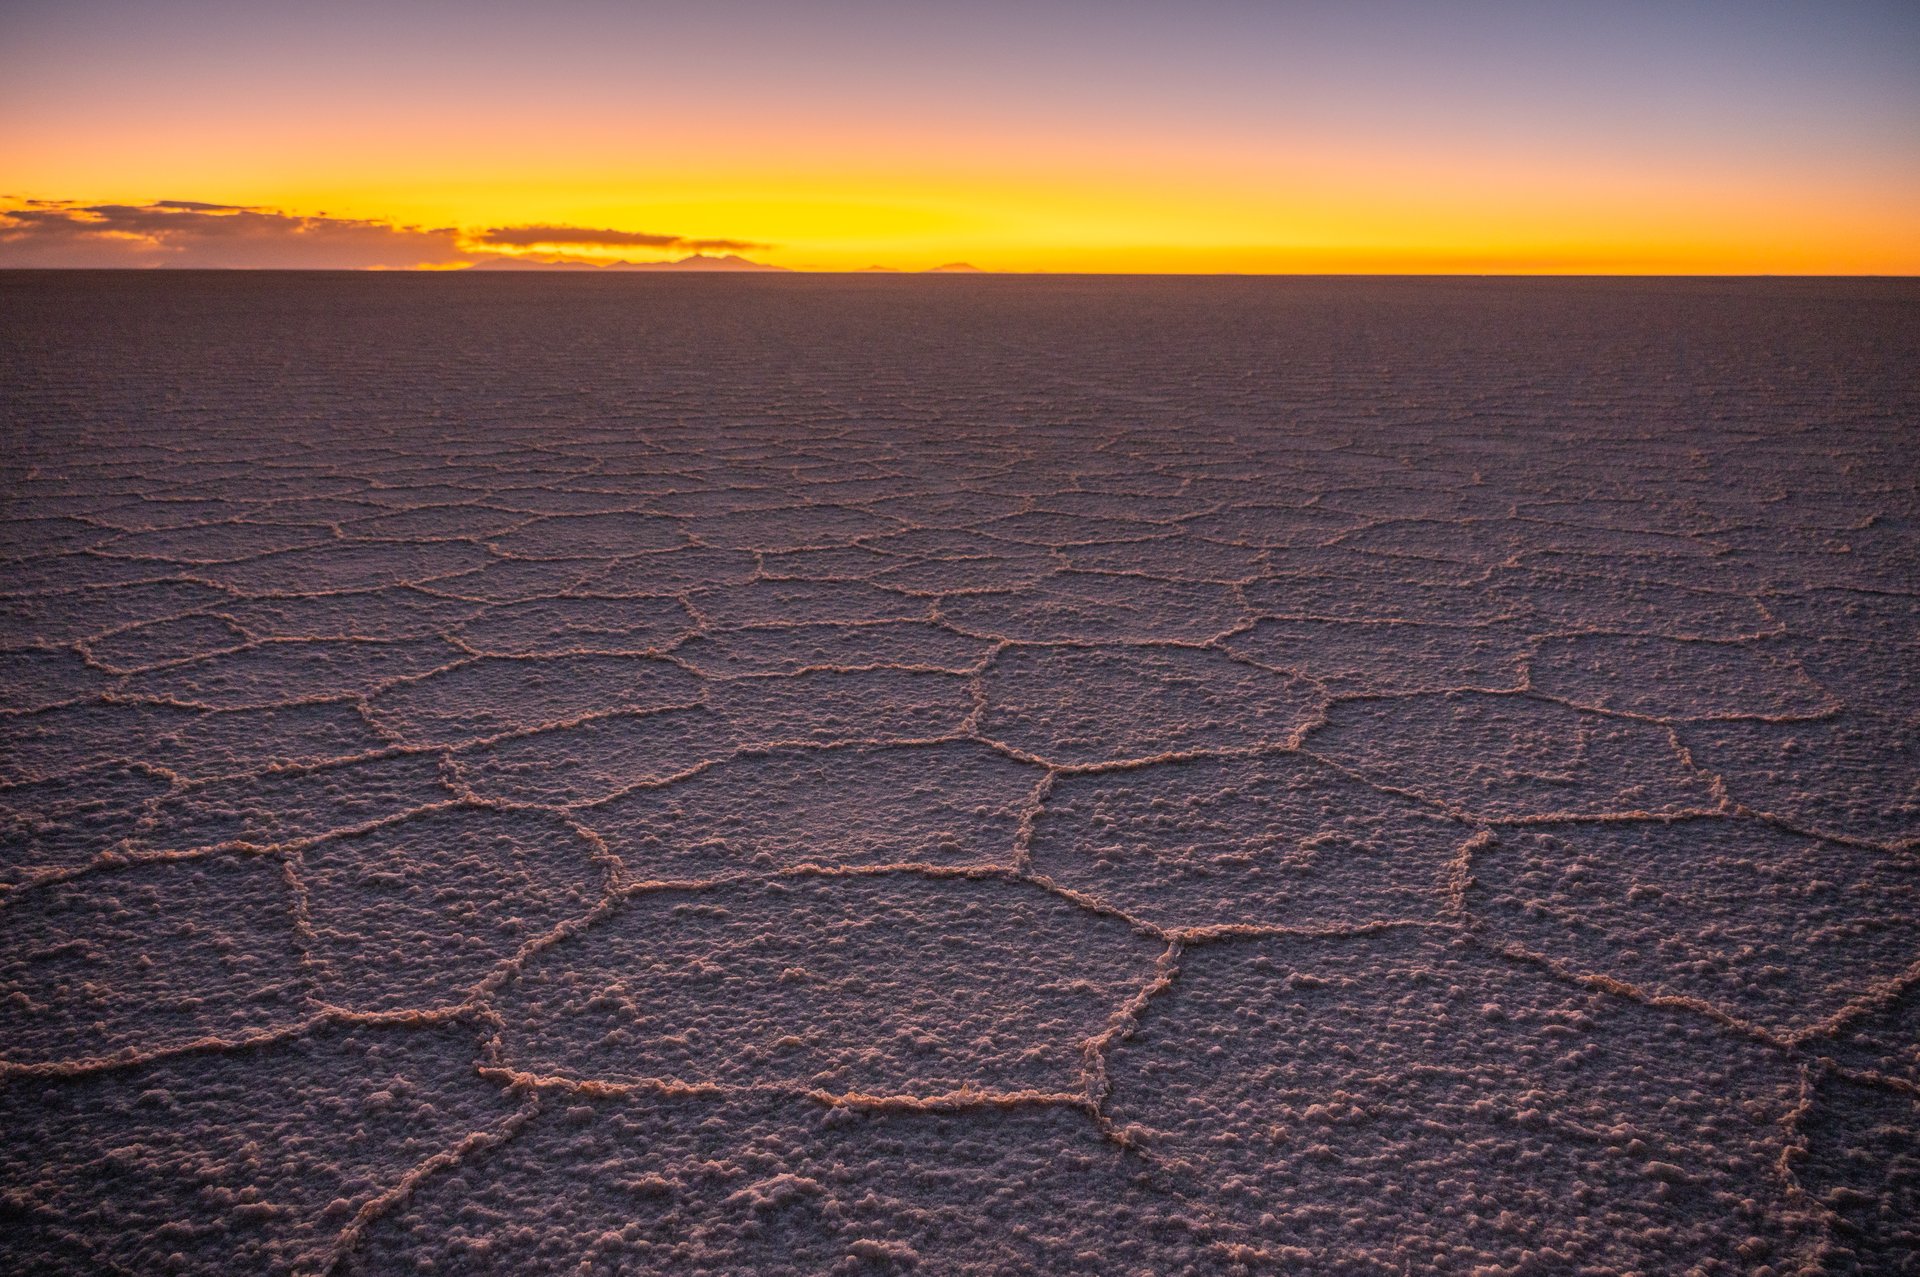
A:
[3,1,1916,272]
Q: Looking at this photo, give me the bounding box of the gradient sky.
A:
[3,0,1917,272]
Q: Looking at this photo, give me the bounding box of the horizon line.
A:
[3,267,1916,280]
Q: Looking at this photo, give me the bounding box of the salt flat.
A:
[1,272,1915,1275]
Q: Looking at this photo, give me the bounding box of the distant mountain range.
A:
[467,253,788,272]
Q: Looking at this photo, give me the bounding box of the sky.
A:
[1,0,1916,273]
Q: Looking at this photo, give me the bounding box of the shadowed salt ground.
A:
[1,272,1917,1275]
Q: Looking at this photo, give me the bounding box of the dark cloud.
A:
[676,237,764,252]
[475,224,765,252]
[476,224,681,248]
[0,200,467,268]
[0,203,771,268]
[152,199,251,211]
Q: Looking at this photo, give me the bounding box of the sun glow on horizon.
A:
[3,1,1916,274]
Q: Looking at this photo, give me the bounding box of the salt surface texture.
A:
[2,272,1916,1275]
